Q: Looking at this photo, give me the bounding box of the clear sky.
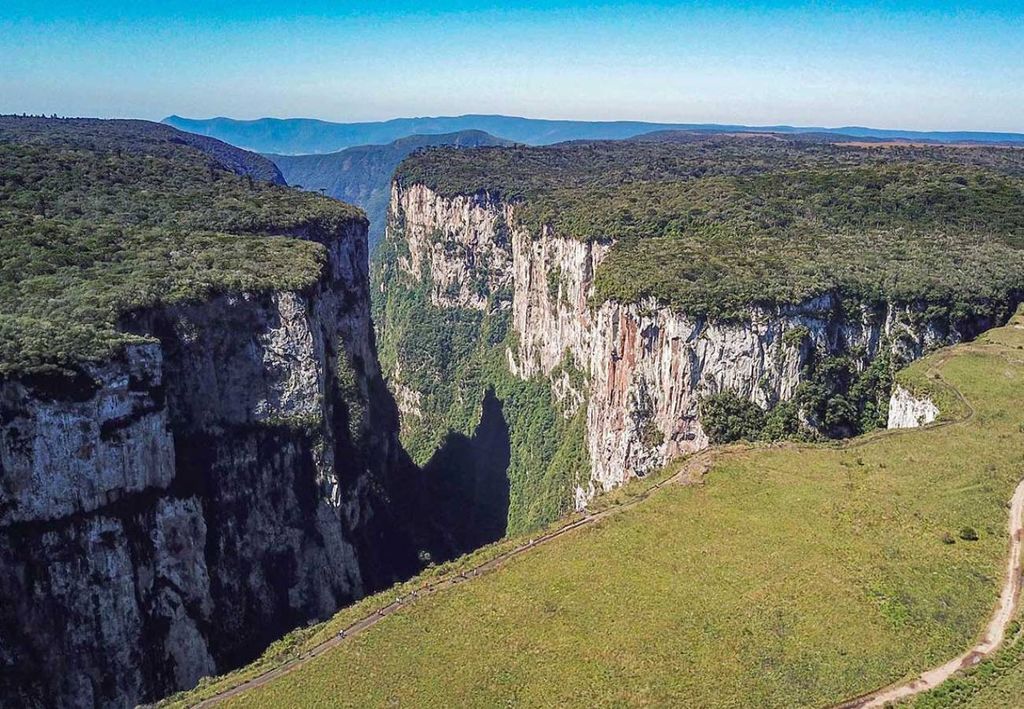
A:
[2,1,1022,131]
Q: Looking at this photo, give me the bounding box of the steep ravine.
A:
[376,182,1016,516]
[0,217,433,707]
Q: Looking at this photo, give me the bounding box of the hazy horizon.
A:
[159,112,1024,137]
[3,1,1023,133]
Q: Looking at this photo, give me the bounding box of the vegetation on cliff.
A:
[373,238,589,534]
[176,309,1024,709]
[0,117,365,375]
[702,348,896,442]
[397,137,1024,320]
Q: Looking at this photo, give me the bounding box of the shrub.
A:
[700,391,766,443]
[782,325,811,348]
[761,400,801,440]
[959,526,980,541]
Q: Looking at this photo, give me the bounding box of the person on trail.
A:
[337,629,345,639]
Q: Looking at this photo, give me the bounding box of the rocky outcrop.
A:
[393,184,515,310]
[887,385,939,429]
[384,183,997,503]
[0,219,424,707]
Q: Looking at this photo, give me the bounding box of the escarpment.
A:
[0,117,434,707]
[376,137,1024,519]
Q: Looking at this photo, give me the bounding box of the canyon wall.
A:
[0,220,425,707]
[381,183,1002,507]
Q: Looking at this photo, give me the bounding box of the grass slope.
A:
[0,116,363,375]
[178,310,1024,708]
[910,617,1024,708]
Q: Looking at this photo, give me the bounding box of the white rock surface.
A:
[887,385,939,428]
[0,343,173,525]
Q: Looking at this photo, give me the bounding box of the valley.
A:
[3,116,1024,708]
[265,130,513,252]
[165,309,1024,708]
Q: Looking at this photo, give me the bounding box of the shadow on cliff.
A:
[420,388,511,554]
[339,373,511,593]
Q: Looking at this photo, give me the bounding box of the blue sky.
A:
[2,1,1022,131]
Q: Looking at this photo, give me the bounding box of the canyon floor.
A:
[166,311,1024,708]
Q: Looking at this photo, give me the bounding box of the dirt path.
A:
[835,477,1024,709]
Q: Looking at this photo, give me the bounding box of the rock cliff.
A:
[0,214,423,707]
[887,385,940,429]
[379,182,1010,508]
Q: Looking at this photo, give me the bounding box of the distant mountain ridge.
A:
[163,113,1024,155]
[265,129,513,251]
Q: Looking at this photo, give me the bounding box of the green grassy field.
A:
[174,310,1024,708]
[956,631,1024,708]
[909,616,1024,708]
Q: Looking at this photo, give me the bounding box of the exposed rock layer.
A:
[887,385,940,429]
[385,183,1005,501]
[0,220,423,707]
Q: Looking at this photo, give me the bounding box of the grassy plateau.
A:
[167,310,1024,707]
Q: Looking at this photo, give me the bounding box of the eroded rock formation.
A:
[887,385,940,429]
[382,182,1005,504]
[0,219,425,707]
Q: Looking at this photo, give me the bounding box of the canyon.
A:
[0,210,433,708]
[0,118,453,707]
[376,145,1023,519]
[4,119,1024,708]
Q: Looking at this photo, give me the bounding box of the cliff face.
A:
[0,220,421,707]
[382,183,1000,505]
[887,386,939,429]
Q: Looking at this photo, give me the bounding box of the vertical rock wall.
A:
[384,183,990,503]
[0,220,422,707]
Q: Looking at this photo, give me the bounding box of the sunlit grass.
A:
[169,310,1024,708]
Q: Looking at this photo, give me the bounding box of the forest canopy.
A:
[397,135,1024,318]
[0,117,365,375]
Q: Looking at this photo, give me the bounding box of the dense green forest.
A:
[398,136,1024,320]
[0,117,364,375]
